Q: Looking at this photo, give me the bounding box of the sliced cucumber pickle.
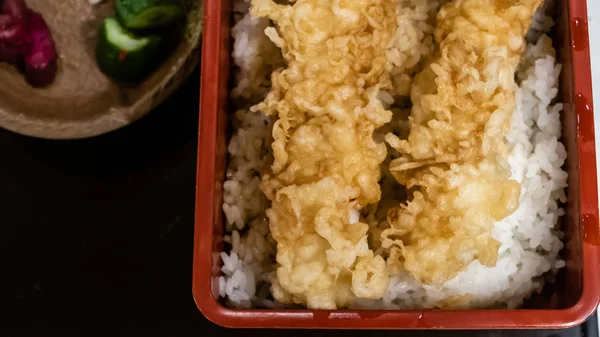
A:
[96,17,163,81]
[116,0,184,30]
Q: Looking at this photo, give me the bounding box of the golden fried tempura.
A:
[383,0,542,287]
[250,0,397,308]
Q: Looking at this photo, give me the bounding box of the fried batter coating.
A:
[250,0,398,308]
[384,0,541,287]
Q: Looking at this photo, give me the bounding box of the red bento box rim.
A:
[193,0,600,329]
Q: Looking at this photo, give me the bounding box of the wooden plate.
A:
[0,0,203,139]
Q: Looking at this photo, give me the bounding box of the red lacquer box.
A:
[193,0,600,329]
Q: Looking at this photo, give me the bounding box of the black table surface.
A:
[1,69,598,336]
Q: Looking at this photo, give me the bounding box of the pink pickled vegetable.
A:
[0,14,28,63]
[23,10,57,87]
[0,14,29,47]
[2,0,27,20]
[0,13,13,26]
[0,1,58,87]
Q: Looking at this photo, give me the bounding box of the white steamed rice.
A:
[217,0,568,310]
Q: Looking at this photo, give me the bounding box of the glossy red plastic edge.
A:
[193,0,600,329]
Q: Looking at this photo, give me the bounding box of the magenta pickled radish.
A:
[0,14,13,26]
[0,0,58,87]
[0,13,29,64]
[0,14,30,47]
[2,0,27,20]
[23,9,57,87]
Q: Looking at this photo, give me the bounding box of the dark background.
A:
[0,70,597,336]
